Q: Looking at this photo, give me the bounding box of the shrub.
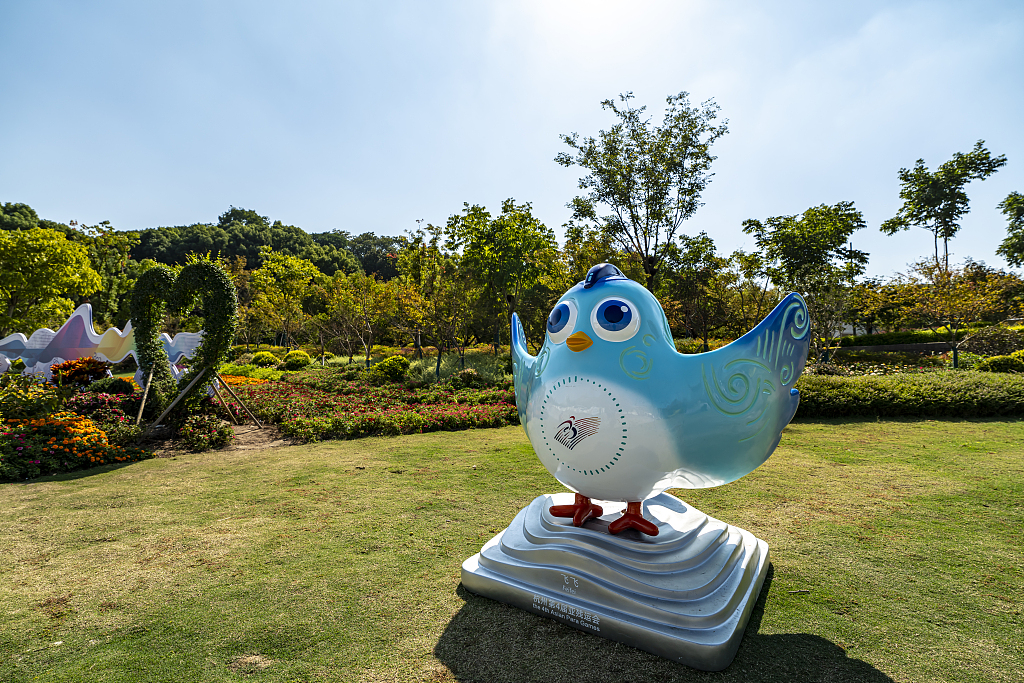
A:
[179,414,234,452]
[365,355,410,385]
[370,344,399,358]
[407,352,509,384]
[219,363,284,381]
[950,352,985,370]
[337,365,364,380]
[975,355,1024,374]
[111,355,138,373]
[50,357,110,387]
[839,330,944,347]
[449,368,487,390]
[87,377,138,395]
[0,374,61,420]
[282,350,312,370]
[87,406,144,445]
[806,363,851,376]
[794,372,1024,419]
[251,351,280,368]
[0,411,151,481]
[962,327,1024,356]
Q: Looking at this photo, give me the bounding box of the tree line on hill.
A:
[2,91,1023,367]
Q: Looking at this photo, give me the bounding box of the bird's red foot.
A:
[549,493,604,527]
[608,501,659,536]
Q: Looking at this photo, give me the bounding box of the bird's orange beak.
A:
[566,331,593,353]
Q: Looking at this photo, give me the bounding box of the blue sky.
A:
[2,0,1022,278]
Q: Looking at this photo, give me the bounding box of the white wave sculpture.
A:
[0,304,204,385]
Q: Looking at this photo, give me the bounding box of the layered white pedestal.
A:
[461,492,769,671]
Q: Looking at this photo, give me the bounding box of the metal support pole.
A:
[143,366,208,436]
[135,369,155,427]
[214,372,263,428]
[212,380,240,425]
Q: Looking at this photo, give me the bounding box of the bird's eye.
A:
[591,297,640,342]
[546,300,578,344]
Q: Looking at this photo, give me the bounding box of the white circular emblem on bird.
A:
[539,375,628,477]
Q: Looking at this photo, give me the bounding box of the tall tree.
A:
[133,207,361,276]
[743,202,869,359]
[554,222,645,291]
[995,191,1024,268]
[69,221,140,328]
[556,91,728,291]
[0,228,101,336]
[345,272,400,367]
[724,249,780,338]
[907,259,1003,368]
[881,140,1007,271]
[0,202,41,231]
[447,199,557,348]
[250,248,322,347]
[662,232,734,351]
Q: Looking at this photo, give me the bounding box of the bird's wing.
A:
[510,313,537,427]
[700,292,810,396]
[670,293,810,485]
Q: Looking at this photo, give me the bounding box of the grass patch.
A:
[0,421,1021,681]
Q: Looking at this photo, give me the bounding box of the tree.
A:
[69,221,140,328]
[396,223,480,373]
[743,202,869,359]
[723,249,780,338]
[881,141,1007,272]
[553,222,645,292]
[314,231,404,280]
[556,92,728,291]
[662,232,734,351]
[133,207,361,276]
[907,260,1003,368]
[846,277,918,335]
[447,199,558,349]
[346,272,400,367]
[250,249,322,347]
[0,202,40,231]
[0,228,101,337]
[995,191,1024,267]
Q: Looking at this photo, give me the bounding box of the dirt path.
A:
[140,422,297,457]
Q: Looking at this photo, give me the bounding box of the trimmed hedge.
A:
[962,327,1024,356]
[365,355,410,385]
[975,355,1024,373]
[839,330,945,347]
[251,351,280,368]
[794,372,1024,418]
[282,350,312,370]
[86,377,138,395]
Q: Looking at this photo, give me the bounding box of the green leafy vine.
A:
[129,258,238,417]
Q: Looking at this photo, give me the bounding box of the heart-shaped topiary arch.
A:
[129,258,238,413]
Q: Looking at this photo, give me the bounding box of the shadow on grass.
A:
[3,461,139,486]
[434,566,893,683]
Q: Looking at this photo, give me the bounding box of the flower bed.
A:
[225,378,519,442]
[219,374,269,386]
[1,411,152,481]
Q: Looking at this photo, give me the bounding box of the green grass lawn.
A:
[1,420,1021,682]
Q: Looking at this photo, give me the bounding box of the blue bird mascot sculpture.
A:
[511,263,810,536]
[462,262,810,670]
